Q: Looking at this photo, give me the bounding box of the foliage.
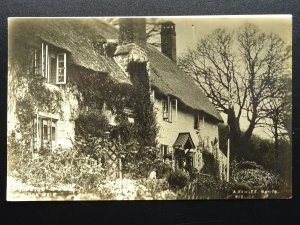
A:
[75,108,110,139]
[232,160,263,170]
[197,136,224,180]
[239,134,291,187]
[167,169,190,189]
[188,167,201,181]
[176,173,233,200]
[231,160,283,190]
[156,161,173,179]
[14,74,62,140]
[128,61,158,146]
[201,150,215,176]
[8,135,106,193]
[121,142,165,179]
[73,62,158,148]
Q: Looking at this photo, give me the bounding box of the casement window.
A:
[34,43,67,84]
[160,145,172,160]
[32,49,41,75]
[56,53,67,84]
[32,113,57,150]
[162,96,177,122]
[194,112,205,130]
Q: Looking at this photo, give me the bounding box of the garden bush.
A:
[231,160,283,190]
[188,167,200,181]
[121,143,165,179]
[176,173,234,200]
[167,169,190,189]
[8,135,106,193]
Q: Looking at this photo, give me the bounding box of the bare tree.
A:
[262,77,292,157]
[179,24,291,158]
[145,18,162,47]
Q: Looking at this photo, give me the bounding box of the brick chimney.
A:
[119,18,146,46]
[161,21,176,62]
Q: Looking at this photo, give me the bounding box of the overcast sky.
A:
[172,15,292,57]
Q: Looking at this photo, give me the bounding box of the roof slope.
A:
[146,45,223,122]
[9,18,130,84]
[9,18,222,121]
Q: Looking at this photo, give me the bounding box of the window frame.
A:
[39,43,67,84]
[194,112,205,130]
[56,53,67,84]
[33,113,58,150]
[162,95,177,122]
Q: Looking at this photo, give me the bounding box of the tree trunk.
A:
[227,107,242,160]
[274,120,279,160]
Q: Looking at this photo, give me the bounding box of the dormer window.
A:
[162,95,177,122]
[33,43,67,84]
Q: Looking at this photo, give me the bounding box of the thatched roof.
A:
[146,45,223,122]
[8,18,130,84]
[9,18,222,122]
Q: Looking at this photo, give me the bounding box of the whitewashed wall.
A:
[153,95,221,171]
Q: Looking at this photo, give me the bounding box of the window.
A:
[161,145,168,156]
[162,96,177,122]
[194,112,205,130]
[33,114,57,149]
[32,49,41,75]
[34,43,67,84]
[56,53,67,84]
[160,145,172,160]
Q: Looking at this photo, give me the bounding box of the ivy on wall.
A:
[72,62,158,147]
[13,72,63,144]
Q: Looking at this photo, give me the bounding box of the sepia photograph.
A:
[7,15,292,200]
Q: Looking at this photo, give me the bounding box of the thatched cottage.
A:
[8,18,227,179]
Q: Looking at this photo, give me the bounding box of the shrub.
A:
[188,167,200,181]
[156,162,173,179]
[234,160,263,170]
[176,173,234,199]
[122,144,165,179]
[8,136,106,193]
[231,160,283,190]
[167,169,190,189]
[232,168,282,189]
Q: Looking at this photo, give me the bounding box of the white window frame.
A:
[56,53,67,84]
[163,95,177,122]
[41,43,67,84]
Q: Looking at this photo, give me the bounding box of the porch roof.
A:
[173,132,195,149]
